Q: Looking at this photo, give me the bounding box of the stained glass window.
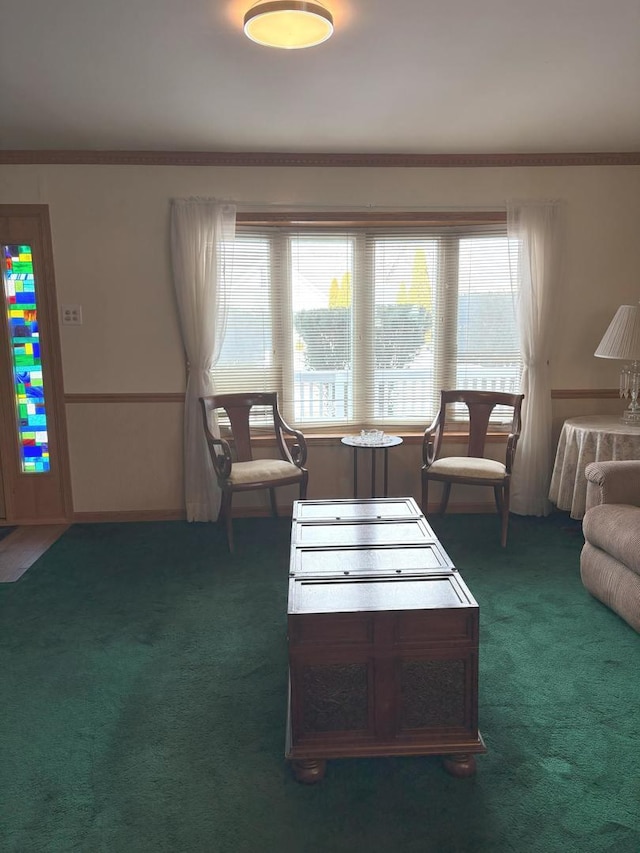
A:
[2,244,50,473]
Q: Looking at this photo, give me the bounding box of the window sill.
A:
[252,431,510,446]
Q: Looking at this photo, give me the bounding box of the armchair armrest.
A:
[585,460,640,511]
[206,434,233,480]
[286,428,308,468]
[422,414,441,467]
[505,432,520,474]
[275,413,308,467]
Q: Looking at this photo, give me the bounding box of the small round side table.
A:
[340,434,403,498]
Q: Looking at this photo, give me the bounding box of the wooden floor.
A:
[0,525,69,582]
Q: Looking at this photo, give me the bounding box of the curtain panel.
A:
[508,200,560,516]
[170,199,236,521]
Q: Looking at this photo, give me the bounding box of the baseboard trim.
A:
[2,516,71,525]
[73,509,186,523]
[425,502,498,515]
[70,502,497,524]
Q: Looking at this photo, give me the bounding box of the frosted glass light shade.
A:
[244,1,333,49]
[594,304,640,360]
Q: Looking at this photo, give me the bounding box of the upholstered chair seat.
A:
[427,457,507,479]
[227,459,303,486]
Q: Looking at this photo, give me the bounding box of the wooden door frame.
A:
[0,204,73,523]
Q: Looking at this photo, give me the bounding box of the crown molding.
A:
[1,151,639,168]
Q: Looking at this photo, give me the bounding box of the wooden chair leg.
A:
[500,482,510,548]
[421,473,429,515]
[269,488,278,517]
[439,482,452,515]
[300,472,308,500]
[494,486,503,513]
[220,491,234,553]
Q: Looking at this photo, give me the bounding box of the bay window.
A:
[216,215,520,429]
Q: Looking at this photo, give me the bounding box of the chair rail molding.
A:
[2,151,640,168]
[64,389,620,405]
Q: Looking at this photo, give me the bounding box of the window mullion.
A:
[353,232,372,424]
[272,231,296,423]
[437,233,459,394]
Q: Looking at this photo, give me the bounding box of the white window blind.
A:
[216,218,521,428]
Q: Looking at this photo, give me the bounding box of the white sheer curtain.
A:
[170,199,236,521]
[508,200,560,516]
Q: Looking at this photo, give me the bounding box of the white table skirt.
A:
[548,415,640,519]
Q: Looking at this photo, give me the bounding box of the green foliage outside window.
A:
[294,308,351,370]
[294,249,432,371]
[294,304,430,371]
[374,304,430,369]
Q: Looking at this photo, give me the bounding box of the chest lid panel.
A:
[288,573,477,615]
[289,542,455,577]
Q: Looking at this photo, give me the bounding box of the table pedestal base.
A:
[341,435,403,498]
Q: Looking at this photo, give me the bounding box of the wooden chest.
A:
[286,498,485,782]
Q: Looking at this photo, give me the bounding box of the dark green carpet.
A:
[0,525,16,543]
[1,513,638,853]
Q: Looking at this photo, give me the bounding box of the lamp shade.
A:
[244,1,333,49]
[594,303,640,360]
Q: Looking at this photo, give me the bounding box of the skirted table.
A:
[548,415,640,519]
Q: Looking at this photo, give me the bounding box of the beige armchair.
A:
[581,460,640,633]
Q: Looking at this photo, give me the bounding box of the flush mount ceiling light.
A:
[243,1,334,49]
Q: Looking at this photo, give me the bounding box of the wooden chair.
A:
[421,390,524,547]
[199,392,308,552]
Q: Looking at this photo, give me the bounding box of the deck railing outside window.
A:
[294,363,521,423]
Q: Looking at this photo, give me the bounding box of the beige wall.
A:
[1,163,639,517]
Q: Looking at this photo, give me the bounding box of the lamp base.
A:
[619,360,640,425]
[621,409,640,425]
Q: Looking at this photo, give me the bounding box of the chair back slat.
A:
[439,389,524,458]
[224,404,254,461]
[465,402,493,457]
[203,391,282,463]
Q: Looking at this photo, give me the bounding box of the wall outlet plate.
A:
[61,304,82,325]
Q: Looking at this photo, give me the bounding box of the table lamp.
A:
[594,302,640,424]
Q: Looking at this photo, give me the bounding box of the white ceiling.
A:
[1,0,639,154]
